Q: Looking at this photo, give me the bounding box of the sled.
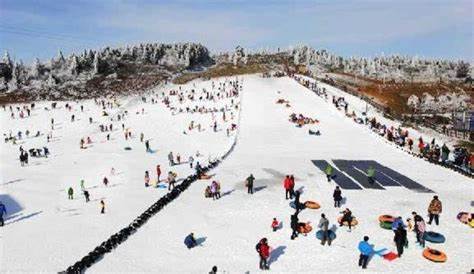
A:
[200,174,211,180]
[382,252,398,261]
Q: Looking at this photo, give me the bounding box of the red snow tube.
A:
[304,201,320,209]
[423,248,447,263]
[297,223,313,233]
[378,215,395,223]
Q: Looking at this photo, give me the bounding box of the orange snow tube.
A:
[423,248,447,263]
[304,201,321,209]
[297,222,313,234]
[337,216,359,227]
[378,215,395,223]
[200,174,211,180]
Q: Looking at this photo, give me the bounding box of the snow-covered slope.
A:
[1,75,472,273]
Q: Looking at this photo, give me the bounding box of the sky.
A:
[0,0,472,63]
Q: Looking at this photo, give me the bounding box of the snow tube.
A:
[423,248,447,263]
[380,221,393,230]
[297,223,312,234]
[423,231,446,243]
[304,201,320,209]
[378,215,395,223]
[316,230,336,241]
[124,147,132,150]
[200,174,211,180]
[337,216,358,226]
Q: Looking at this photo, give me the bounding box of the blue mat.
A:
[311,160,362,190]
[333,160,385,190]
[371,162,433,193]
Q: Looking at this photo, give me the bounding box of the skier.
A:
[0,201,7,227]
[83,190,90,202]
[358,236,374,269]
[156,164,161,182]
[255,238,270,270]
[144,171,150,187]
[290,213,299,240]
[367,166,375,184]
[184,232,198,249]
[318,213,331,246]
[394,223,408,257]
[100,200,105,214]
[271,217,279,232]
[103,177,109,187]
[333,186,342,208]
[325,164,333,182]
[246,174,255,194]
[427,195,442,225]
[283,175,292,200]
[67,187,74,200]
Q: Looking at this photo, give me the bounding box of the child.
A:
[271,218,279,232]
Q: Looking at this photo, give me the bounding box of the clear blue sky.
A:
[1,0,472,63]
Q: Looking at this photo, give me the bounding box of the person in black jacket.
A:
[290,213,299,240]
[333,186,342,208]
[394,223,408,257]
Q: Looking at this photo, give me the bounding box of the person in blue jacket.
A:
[184,232,197,249]
[358,236,374,269]
[391,216,406,231]
[0,201,7,227]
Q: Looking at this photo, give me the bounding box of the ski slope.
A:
[1,75,472,273]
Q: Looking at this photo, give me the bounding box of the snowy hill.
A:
[1,75,472,273]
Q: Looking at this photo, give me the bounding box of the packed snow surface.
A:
[1,75,472,273]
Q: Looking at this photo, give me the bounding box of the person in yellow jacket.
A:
[427,195,442,225]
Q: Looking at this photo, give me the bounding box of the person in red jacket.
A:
[289,175,295,198]
[256,238,270,270]
[156,164,161,182]
[271,217,279,232]
[283,175,292,200]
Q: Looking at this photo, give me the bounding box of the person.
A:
[318,213,331,246]
[256,238,270,270]
[333,186,342,208]
[100,200,105,214]
[184,232,197,249]
[289,175,295,198]
[145,140,150,152]
[168,171,176,191]
[204,186,212,198]
[140,132,144,142]
[271,218,279,232]
[325,164,333,182]
[144,171,150,187]
[0,201,7,227]
[195,162,203,177]
[427,195,442,225]
[103,177,109,187]
[68,187,74,200]
[168,151,174,166]
[391,216,405,231]
[156,164,161,182]
[246,174,255,194]
[210,181,220,200]
[283,175,292,200]
[80,179,85,190]
[294,190,303,214]
[290,213,299,240]
[414,215,426,247]
[358,236,373,269]
[394,223,408,257]
[339,208,353,231]
[209,266,218,274]
[367,166,375,184]
[84,190,90,202]
[189,155,194,168]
